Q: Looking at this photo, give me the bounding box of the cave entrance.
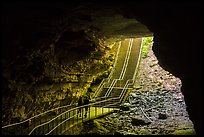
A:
[122,36,195,135]
[77,35,195,135]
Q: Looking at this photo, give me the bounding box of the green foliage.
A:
[141,37,153,58]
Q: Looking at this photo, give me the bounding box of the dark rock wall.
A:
[1,2,117,125]
[122,2,203,135]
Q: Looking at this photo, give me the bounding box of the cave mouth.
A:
[2,2,201,135]
[122,36,196,135]
[62,35,196,135]
[129,37,195,135]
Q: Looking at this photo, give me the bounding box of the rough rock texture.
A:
[1,28,117,125]
[2,1,202,135]
[1,2,121,125]
[122,3,203,135]
[79,43,195,135]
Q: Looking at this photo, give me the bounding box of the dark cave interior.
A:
[1,0,203,135]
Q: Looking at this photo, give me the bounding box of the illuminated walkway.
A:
[93,38,142,107]
[2,38,142,135]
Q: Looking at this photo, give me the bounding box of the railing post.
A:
[38,124,40,135]
[52,122,55,135]
[102,106,104,115]
[96,107,98,116]
[72,109,74,129]
[65,112,67,129]
[29,120,32,135]
[53,122,56,135]
[105,98,106,109]
[89,105,90,120]
[108,99,110,111]
[77,108,78,123]
[33,118,35,133]
[39,116,42,134]
[69,111,71,128]
[60,115,62,134]
[55,120,57,135]
[56,117,58,135]
[95,107,96,117]
[41,124,43,135]
[42,122,45,135]
[47,123,50,135]
[63,114,65,134]
[49,123,52,135]
[68,111,70,132]
[33,127,35,135]
[13,123,15,135]
[82,106,83,122]
[36,124,40,135]
[21,126,23,135]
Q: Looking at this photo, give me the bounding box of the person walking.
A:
[77,96,83,117]
[83,96,90,118]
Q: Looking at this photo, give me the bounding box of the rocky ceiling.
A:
[1,1,203,135]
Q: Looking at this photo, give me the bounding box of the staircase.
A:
[93,38,142,108]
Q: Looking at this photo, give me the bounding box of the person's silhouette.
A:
[84,96,90,118]
[77,96,83,117]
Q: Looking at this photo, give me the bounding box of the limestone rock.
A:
[131,116,151,126]
[158,113,168,119]
[119,103,131,111]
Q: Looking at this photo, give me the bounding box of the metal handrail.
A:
[93,39,132,100]
[107,41,121,80]
[92,41,121,99]
[132,37,143,82]
[92,38,133,101]
[119,38,143,103]
[45,112,78,135]
[103,101,119,108]
[28,97,118,135]
[42,38,143,135]
[3,40,123,130]
[1,40,123,130]
[119,38,133,79]
[2,103,77,129]
[119,80,132,103]
[90,96,106,101]
[92,78,106,98]
[103,38,133,98]
[102,87,132,89]
[46,99,120,135]
[2,38,143,135]
[104,79,117,97]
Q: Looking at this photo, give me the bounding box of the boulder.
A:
[119,103,130,111]
[131,116,151,126]
[129,92,137,97]
[158,113,168,119]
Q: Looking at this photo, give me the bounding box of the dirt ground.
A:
[80,44,195,135]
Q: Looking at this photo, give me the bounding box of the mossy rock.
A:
[170,129,196,135]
